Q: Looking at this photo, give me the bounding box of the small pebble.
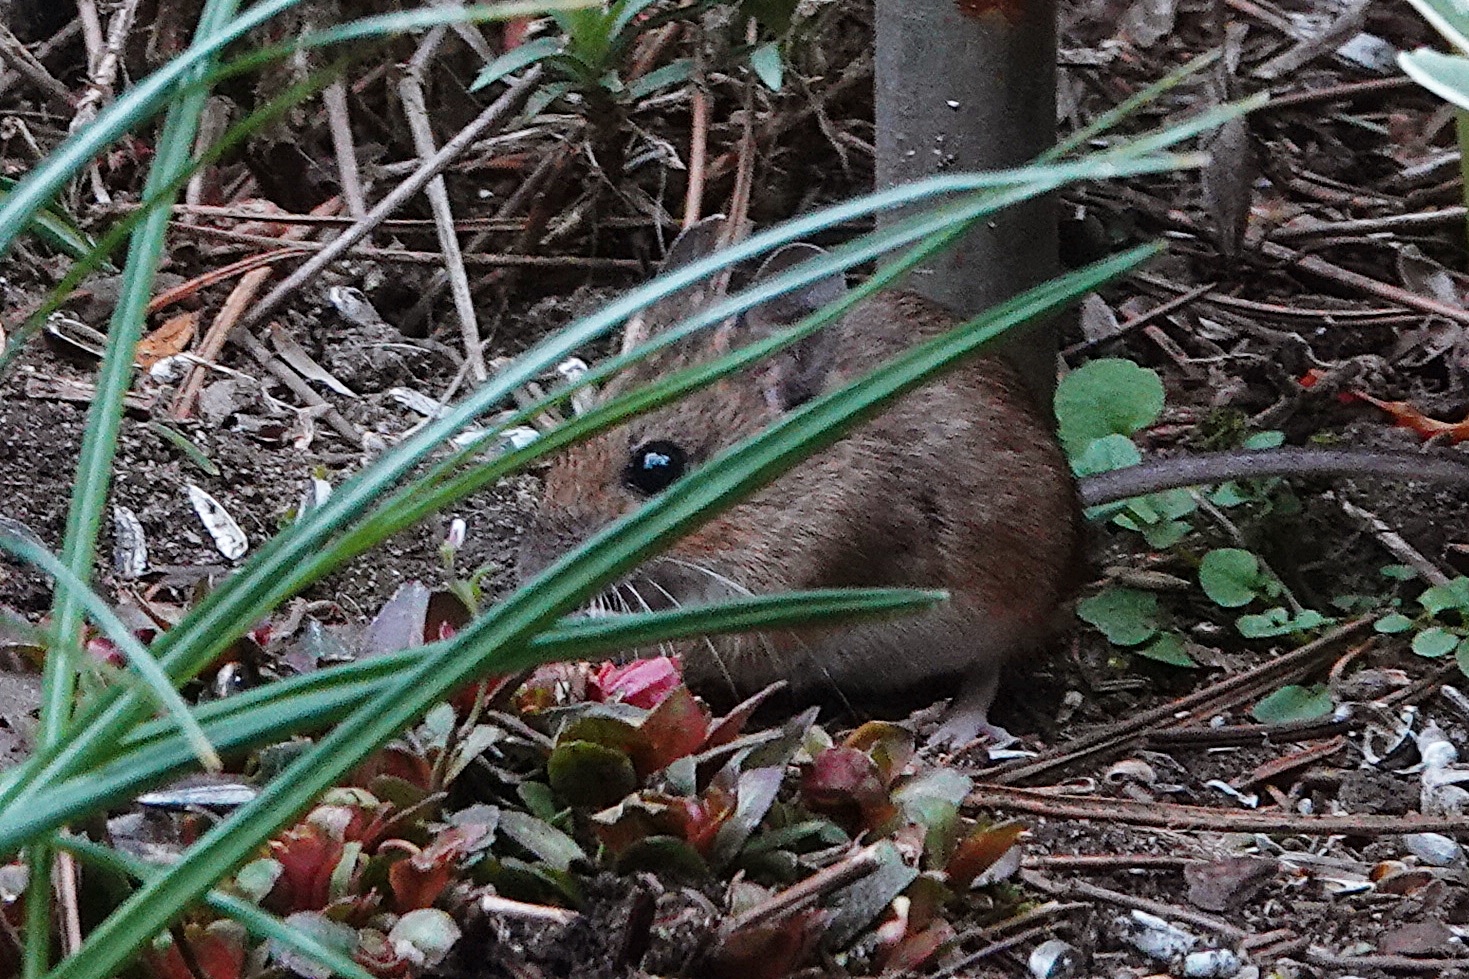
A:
[1028,939,1081,979]
[1184,949,1241,978]
[1403,831,1464,867]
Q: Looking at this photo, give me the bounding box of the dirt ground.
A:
[7,0,1469,976]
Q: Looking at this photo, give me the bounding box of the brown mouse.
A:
[518,218,1084,746]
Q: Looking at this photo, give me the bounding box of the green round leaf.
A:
[1076,588,1159,646]
[1456,638,1469,680]
[1236,607,1291,638]
[1071,433,1141,476]
[1199,548,1261,608]
[547,740,638,808]
[1141,519,1191,549]
[1374,613,1415,634]
[1380,564,1419,581]
[1208,481,1251,507]
[1242,430,1286,450]
[1413,627,1461,659]
[1136,632,1198,668]
[1419,577,1469,615]
[1055,358,1165,454]
[1251,684,1333,724]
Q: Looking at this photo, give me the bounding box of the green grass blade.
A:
[44,244,1156,979]
[1047,50,1221,160]
[27,0,244,970]
[0,179,101,263]
[56,837,375,979]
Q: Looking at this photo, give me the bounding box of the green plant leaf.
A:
[1401,50,1469,112]
[1419,577,1469,615]
[1374,613,1415,634]
[1198,548,1262,608]
[1055,358,1165,455]
[497,810,586,872]
[472,36,563,90]
[1136,632,1198,668]
[1236,607,1290,638]
[749,42,784,91]
[1237,607,1330,639]
[1071,433,1141,476]
[608,0,661,40]
[1457,638,1469,679]
[627,58,695,100]
[1076,588,1160,646]
[1242,430,1285,450]
[1413,626,1461,659]
[0,178,101,263]
[1140,519,1190,549]
[1381,564,1418,581]
[1252,684,1333,724]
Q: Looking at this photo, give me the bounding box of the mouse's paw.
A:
[924,663,1013,751]
[927,708,1016,751]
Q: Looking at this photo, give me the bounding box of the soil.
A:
[6,0,1469,977]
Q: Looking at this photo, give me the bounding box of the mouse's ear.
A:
[660,214,728,272]
[621,215,731,353]
[745,243,848,331]
[740,243,849,409]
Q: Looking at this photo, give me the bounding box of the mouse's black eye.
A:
[624,440,687,495]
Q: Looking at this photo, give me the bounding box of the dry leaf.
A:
[137,310,199,368]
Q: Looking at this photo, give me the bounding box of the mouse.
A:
[518,218,1085,747]
[518,218,1469,747]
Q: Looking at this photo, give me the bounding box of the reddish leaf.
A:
[1353,391,1469,443]
[424,589,470,643]
[501,18,534,50]
[386,825,487,911]
[632,685,710,775]
[705,683,784,749]
[709,909,828,979]
[590,656,682,708]
[801,747,895,832]
[515,662,590,712]
[944,822,1024,891]
[876,918,957,974]
[144,922,246,979]
[355,927,414,979]
[842,722,913,785]
[352,745,433,793]
[267,824,346,912]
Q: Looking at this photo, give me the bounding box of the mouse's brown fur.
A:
[519,221,1083,743]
